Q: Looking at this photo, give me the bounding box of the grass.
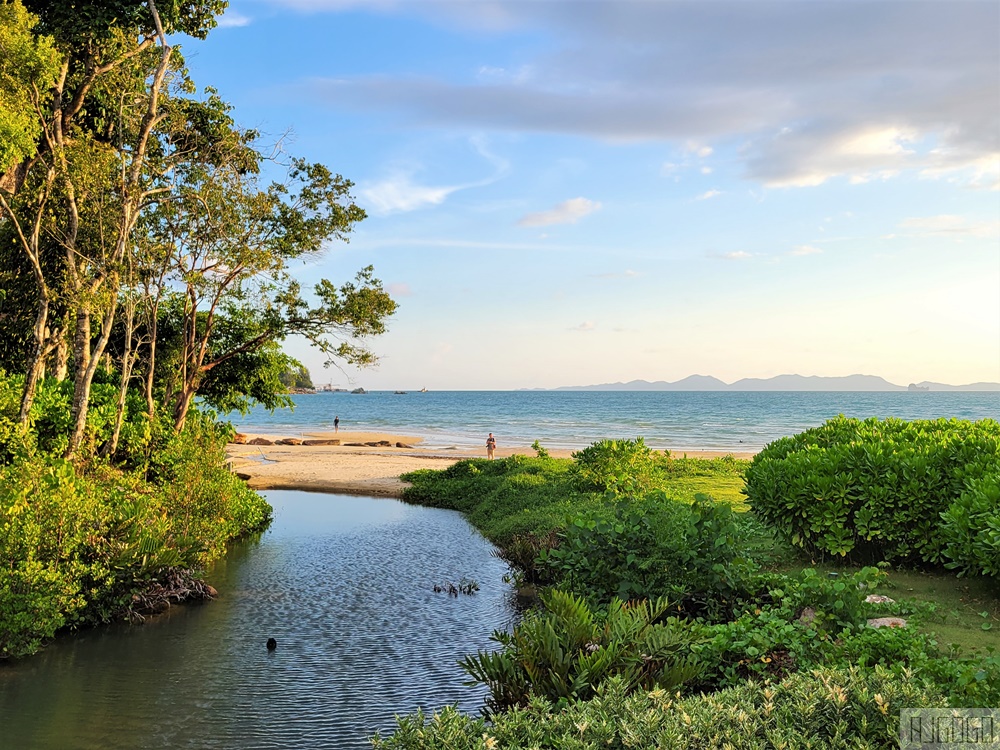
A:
[772,562,1000,654]
[402,452,751,544]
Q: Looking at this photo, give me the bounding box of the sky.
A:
[179,0,1000,390]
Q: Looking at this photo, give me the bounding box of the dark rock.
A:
[231,433,248,444]
[345,442,366,447]
[396,442,413,448]
[377,440,392,447]
[275,438,303,445]
[247,437,273,446]
[205,585,219,598]
[236,472,252,481]
[302,439,341,446]
[266,637,277,651]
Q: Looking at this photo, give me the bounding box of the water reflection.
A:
[0,491,516,749]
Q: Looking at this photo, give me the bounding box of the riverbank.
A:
[226,431,757,497]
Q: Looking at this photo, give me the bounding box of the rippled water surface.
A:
[0,491,516,749]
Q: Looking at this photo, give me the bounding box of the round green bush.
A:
[743,416,1000,567]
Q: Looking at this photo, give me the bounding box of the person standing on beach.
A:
[486,433,496,460]
[334,416,340,433]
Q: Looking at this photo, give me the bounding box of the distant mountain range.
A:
[552,374,1000,392]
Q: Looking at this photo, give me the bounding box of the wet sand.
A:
[227,430,756,498]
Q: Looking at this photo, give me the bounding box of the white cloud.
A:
[217,10,252,27]
[696,189,722,200]
[746,126,919,188]
[476,65,534,85]
[518,197,601,227]
[361,172,461,214]
[685,142,713,158]
[571,321,596,332]
[719,251,752,261]
[899,215,1000,238]
[361,135,509,214]
[791,245,823,256]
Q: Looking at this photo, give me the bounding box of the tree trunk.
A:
[66,300,117,458]
[50,335,69,381]
[144,300,159,422]
[173,385,196,433]
[18,298,53,425]
[106,303,138,457]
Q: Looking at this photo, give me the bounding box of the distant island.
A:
[552,374,1000,392]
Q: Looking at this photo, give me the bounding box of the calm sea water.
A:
[228,391,999,453]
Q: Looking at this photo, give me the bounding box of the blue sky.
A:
[180,0,999,390]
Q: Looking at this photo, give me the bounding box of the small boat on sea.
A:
[394,390,407,395]
[419,387,428,393]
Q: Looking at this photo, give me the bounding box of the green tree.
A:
[279,362,313,390]
[0,0,59,181]
[149,151,395,429]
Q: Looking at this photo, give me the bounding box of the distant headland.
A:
[551,374,1000,392]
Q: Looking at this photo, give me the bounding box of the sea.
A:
[226,390,999,453]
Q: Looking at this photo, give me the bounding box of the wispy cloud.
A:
[717,251,752,261]
[571,321,596,332]
[790,245,823,256]
[361,172,462,214]
[899,215,1000,238]
[518,197,601,227]
[696,189,722,200]
[361,135,509,215]
[217,10,252,27]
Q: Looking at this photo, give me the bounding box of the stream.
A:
[0,490,517,749]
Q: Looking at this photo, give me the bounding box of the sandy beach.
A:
[226,430,756,498]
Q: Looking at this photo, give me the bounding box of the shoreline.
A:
[226,430,757,498]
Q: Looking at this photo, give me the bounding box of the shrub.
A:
[0,373,272,658]
[458,588,704,714]
[940,473,1000,578]
[372,666,947,749]
[0,458,106,658]
[743,416,1000,565]
[570,437,660,497]
[541,494,751,616]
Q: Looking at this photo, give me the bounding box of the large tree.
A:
[149,151,395,429]
[1,0,397,455]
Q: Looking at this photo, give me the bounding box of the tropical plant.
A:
[373,666,947,749]
[458,588,704,713]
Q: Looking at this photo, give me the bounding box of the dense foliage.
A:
[743,416,1000,573]
[373,667,946,750]
[0,373,270,659]
[392,434,1000,746]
